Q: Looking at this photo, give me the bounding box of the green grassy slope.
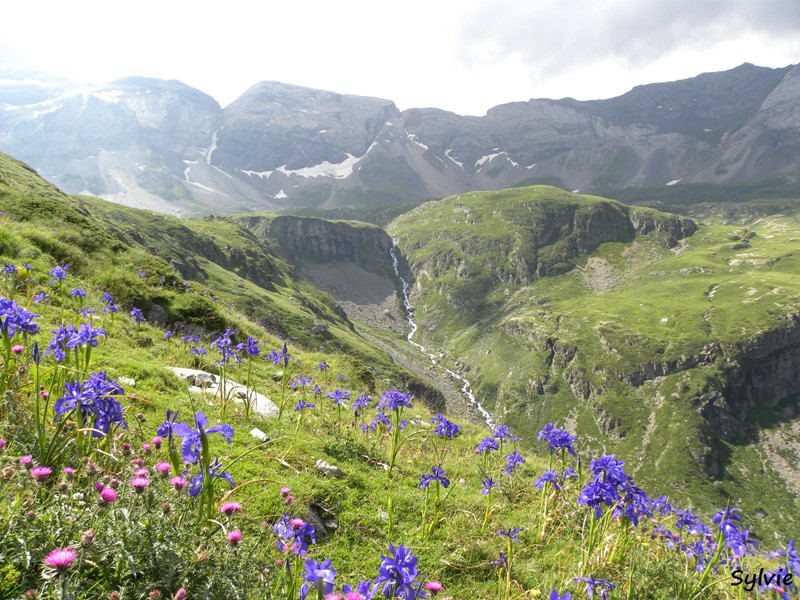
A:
[389,186,800,539]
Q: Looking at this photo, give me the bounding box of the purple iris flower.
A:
[549,592,571,600]
[66,322,106,348]
[537,423,576,456]
[375,544,427,599]
[188,457,235,497]
[431,414,461,439]
[299,558,336,600]
[326,389,350,405]
[418,465,450,489]
[504,450,525,475]
[496,527,524,542]
[574,575,615,599]
[156,409,180,442]
[352,394,373,416]
[578,480,619,519]
[476,437,499,454]
[482,477,500,496]
[0,298,40,337]
[130,307,145,324]
[49,264,69,284]
[534,470,561,491]
[589,455,628,486]
[378,390,414,411]
[493,424,521,441]
[172,412,234,464]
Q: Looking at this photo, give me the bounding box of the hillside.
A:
[389,186,800,539]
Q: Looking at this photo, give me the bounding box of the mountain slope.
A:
[1,62,799,213]
[388,185,800,538]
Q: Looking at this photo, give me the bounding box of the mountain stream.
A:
[390,239,494,428]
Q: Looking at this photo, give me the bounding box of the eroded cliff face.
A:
[235,215,414,281]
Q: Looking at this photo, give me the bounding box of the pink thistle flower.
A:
[345,593,364,600]
[149,591,161,599]
[174,589,187,600]
[280,486,291,496]
[285,495,295,505]
[131,457,144,468]
[31,466,52,481]
[20,455,32,467]
[290,517,305,529]
[134,468,149,478]
[40,391,49,399]
[220,501,242,516]
[227,529,242,546]
[425,581,443,594]
[121,443,131,455]
[0,438,6,449]
[325,595,345,600]
[110,477,119,488]
[11,344,24,354]
[171,476,188,490]
[130,477,149,492]
[142,443,152,454]
[151,436,163,449]
[44,547,77,571]
[63,467,75,476]
[95,481,105,492]
[155,462,171,476]
[99,487,118,504]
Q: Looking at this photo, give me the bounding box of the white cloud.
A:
[1,0,797,115]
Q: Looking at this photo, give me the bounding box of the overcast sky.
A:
[3,0,799,115]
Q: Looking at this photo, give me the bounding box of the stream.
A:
[390,238,495,428]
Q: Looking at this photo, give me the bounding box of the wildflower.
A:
[152,436,163,449]
[352,394,372,416]
[273,513,316,556]
[130,477,150,492]
[99,487,118,504]
[0,298,41,336]
[188,457,235,497]
[578,480,619,519]
[49,265,69,285]
[33,291,50,304]
[375,544,427,599]
[174,589,187,600]
[31,466,52,481]
[81,529,96,545]
[317,361,329,370]
[296,399,316,410]
[44,547,77,572]
[280,486,291,496]
[534,470,561,491]
[70,288,86,298]
[482,477,500,496]
[537,423,577,456]
[142,443,152,454]
[156,410,180,443]
[63,467,75,476]
[476,437,499,454]
[425,581,443,595]
[326,389,350,405]
[504,450,525,475]
[20,455,32,467]
[171,476,188,490]
[155,462,172,476]
[589,455,628,486]
[549,593,571,600]
[172,412,234,464]
[220,501,242,516]
[227,529,242,546]
[574,575,615,599]
[291,375,313,389]
[493,424,521,441]
[496,528,524,542]
[267,342,292,367]
[430,414,461,439]
[378,390,414,411]
[418,465,450,489]
[300,558,336,599]
[11,344,24,354]
[130,307,145,324]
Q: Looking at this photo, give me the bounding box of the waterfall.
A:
[389,238,494,428]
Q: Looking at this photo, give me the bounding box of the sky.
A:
[2,0,799,116]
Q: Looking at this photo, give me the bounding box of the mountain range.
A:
[1,62,799,215]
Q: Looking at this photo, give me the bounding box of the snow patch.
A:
[92,90,124,104]
[406,131,428,150]
[475,151,519,169]
[276,153,360,179]
[275,189,288,199]
[666,179,682,186]
[202,127,221,165]
[240,169,274,179]
[444,149,464,170]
